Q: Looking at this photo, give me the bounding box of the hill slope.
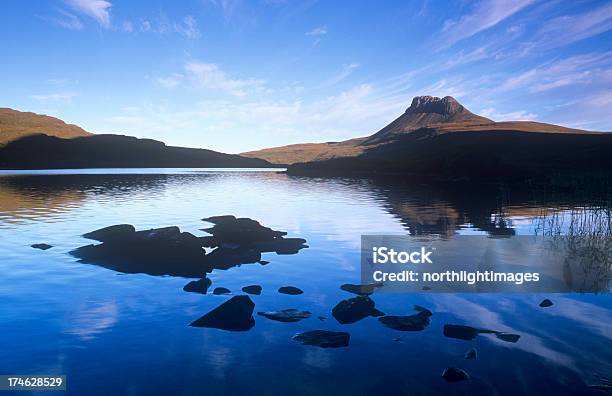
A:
[0,134,273,169]
[0,108,91,145]
[271,95,612,179]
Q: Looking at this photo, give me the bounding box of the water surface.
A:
[0,169,609,395]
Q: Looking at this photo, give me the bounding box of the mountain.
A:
[271,95,612,180]
[0,134,272,169]
[242,95,493,165]
[0,108,91,145]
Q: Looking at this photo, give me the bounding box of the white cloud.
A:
[498,51,611,93]
[140,20,152,32]
[480,107,537,121]
[183,61,265,97]
[65,0,112,28]
[527,2,612,50]
[439,0,533,48]
[122,20,133,32]
[320,63,360,87]
[30,92,78,104]
[156,74,183,89]
[173,15,201,39]
[48,9,84,30]
[306,25,327,36]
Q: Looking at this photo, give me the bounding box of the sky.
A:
[1,0,611,153]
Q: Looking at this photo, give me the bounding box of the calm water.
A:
[0,169,610,395]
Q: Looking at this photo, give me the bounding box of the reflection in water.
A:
[0,169,610,395]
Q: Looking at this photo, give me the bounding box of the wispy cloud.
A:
[439,0,533,48]
[65,0,112,28]
[525,2,612,51]
[46,9,84,30]
[30,92,78,104]
[173,15,201,39]
[498,51,611,93]
[480,107,537,121]
[320,63,360,87]
[306,25,327,37]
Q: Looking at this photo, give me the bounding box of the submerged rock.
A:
[443,324,520,343]
[31,243,52,250]
[257,309,312,322]
[278,286,303,295]
[378,306,432,331]
[539,298,553,308]
[317,316,327,321]
[292,330,350,348]
[495,333,521,343]
[242,285,262,295]
[442,367,469,382]
[464,348,477,360]
[332,296,385,324]
[183,278,212,294]
[189,295,255,331]
[340,283,383,295]
[213,287,231,295]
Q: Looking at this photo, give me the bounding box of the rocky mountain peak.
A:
[407,95,464,116]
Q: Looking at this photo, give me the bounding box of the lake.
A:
[0,169,610,395]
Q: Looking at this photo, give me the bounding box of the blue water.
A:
[0,169,609,395]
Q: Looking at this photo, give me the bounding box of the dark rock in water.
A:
[422,286,432,291]
[317,316,327,321]
[189,295,255,331]
[292,330,350,348]
[71,226,210,278]
[393,337,402,342]
[259,260,270,265]
[332,296,385,324]
[279,286,303,295]
[464,348,477,360]
[31,243,52,250]
[202,216,287,244]
[378,305,432,331]
[539,298,553,307]
[442,367,469,382]
[257,309,311,322]
[443,324,520,343]
[213,287,231,295]
[495,333,521,343]
[183,278,212,294]
[242,285,262,295]
[83,224,136,242]
[443,324,485,340]
[340,282,383,295]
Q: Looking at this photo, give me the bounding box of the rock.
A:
[332,296,385,324]
[213,287,231,295]
[441,367,469,382]
[189,295,255,331]
[443,324,487,340]
[71,226,210,278]
[539,298,553,307]
[242,285,262,295]
[202,216,287,245]
[183,278,212,294]
[495,333,521,343]
[393,337,402,342]
[464,348,477,360]
[443,324,520,343]
[278,286,303,295]
[82,224,136,242]
[257,309,311,322]
[31,243,52,250]
[292,330,350,348]
[340,283,383,295]
[378,306,432,331]
[259,260,270,265]
[422,286,432,291]
[317,316,327,321]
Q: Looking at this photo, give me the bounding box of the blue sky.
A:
[1,0,611,153]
